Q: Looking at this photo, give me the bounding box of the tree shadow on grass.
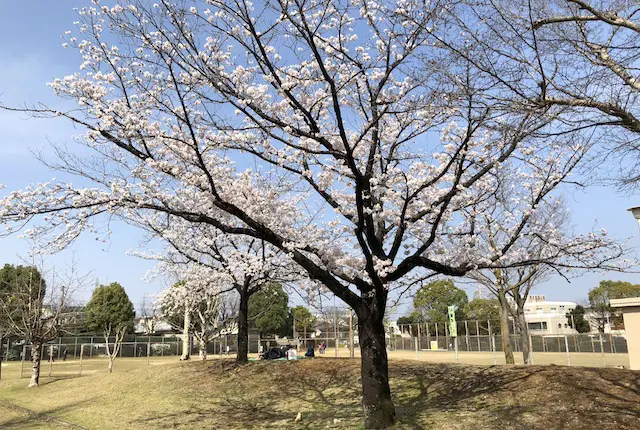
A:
[129,358,640,430]
[0,398,94,429]
[392,362,640,430]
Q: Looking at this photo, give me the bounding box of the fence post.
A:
[417,323,421,353]
[415,337,419,360]
[599,334,606,367]
[74,338,78,359]
[610,333,615,353]
[591,335,595,353]
[464,320,470,351]
[147,342,151,366]
[57,338,62,360]
[487,320,492,353]
[90,337,93,358]
[48,346,53,378]
[491,335,496,365]
[564,336,571,366]
[426,323,431,349]
[79,345,84,376]
[475,320,481,351]
[349,311,354,358]
[445,323,449,350]
[161,336,165,357]
[20,345,26,378]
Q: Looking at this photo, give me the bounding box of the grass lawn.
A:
[0,356,639,429]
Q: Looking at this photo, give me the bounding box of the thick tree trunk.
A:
[28,342,42,387]
[236,291,249,364]
[108,356,115,373]
[181,306,191,361]
[497,291,515,365]
[516,305,532,365]
[358,311,396,429]
[199,338,207,360]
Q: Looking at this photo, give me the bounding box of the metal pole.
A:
[57,338,62,360]
[74,337,78,359]
[610,333,615,353]
[147,342,151,366]
[417,323,421,353]
[20,345,26,378]
[79,345,84,376]
[348,311,354,358]
[491,335,496,365]
[48,346,53,378]
[444,322,449,350]
[564,335,571,366]
[599,334,606,367]
[591,335,595,353]
[476,320,480,351]
[455,337,459,361]
[464,320,470,351]
[334,307,338,357]
[415,337,419,360]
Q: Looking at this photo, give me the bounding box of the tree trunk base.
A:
[363,399,396,429]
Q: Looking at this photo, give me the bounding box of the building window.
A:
[558,323,562,329]
[550,307,557,312]
[528,322,547,330]
[536,307,543,314]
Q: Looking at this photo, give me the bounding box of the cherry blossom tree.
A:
[136,216,296,363]
[0,1,629,425]
[159,280,226,361]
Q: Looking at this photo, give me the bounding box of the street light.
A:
[628,207,640,232]
[628,206,640,222]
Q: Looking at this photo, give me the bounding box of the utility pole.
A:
[348,311,354,358]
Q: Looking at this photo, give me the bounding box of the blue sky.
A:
[1,2,639,314]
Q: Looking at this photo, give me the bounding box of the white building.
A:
[523,295,578,335]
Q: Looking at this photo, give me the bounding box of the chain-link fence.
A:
[388,321,627,355]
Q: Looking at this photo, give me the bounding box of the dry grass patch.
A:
[0,357,639,429]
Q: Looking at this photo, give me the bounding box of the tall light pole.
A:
[628,206,640,231]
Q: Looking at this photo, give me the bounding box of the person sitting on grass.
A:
[305,345,315,358]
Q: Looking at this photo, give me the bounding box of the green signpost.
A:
[448,305,457,337]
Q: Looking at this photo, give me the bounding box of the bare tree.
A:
[0,260,85,387]
[436,0,640,187]
[467,193,623,364]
